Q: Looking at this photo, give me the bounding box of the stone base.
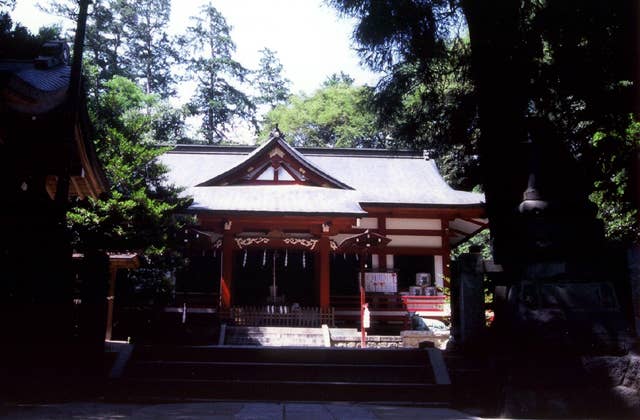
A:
[329,329,403,348]
[401,330,450,350]
[223,326,326,347]
[220,326,453,349]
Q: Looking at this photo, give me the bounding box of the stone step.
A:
[110,377,450,404]
[132,345,432,365]
[113,345,450,404]
[125,360,435,383]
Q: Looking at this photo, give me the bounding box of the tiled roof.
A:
[188,185,366,216]
[16,66,70,92]
[1,59,108,197]
[159,144,485,215]
[0,60,70,113]
[305,153,482,206]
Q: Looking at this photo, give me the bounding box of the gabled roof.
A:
[159,140,485,217]
[196,131,352,189]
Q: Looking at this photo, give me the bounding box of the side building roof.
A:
[0,58,108,199]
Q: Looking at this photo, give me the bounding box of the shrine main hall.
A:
[159,131,485,316]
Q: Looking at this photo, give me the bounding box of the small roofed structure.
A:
[73,253,140,342]
[0,46,108,199]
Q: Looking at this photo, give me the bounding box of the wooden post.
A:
[221,230,234,308]
[104,265,117,341]
[359,252,367,348]
[443,218,452,285]
[377,216,387,270]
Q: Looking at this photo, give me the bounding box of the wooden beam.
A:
[461,217,489,227]
[339,246,445,256]
[197,214,357,231]
[448,227,469,236]
[384,229,444,236]
[237,180,300,186]
[451,223,489,249]
[362,206,486,219]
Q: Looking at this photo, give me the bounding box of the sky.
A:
[10,0,382,96]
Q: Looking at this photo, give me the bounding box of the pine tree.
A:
[253,48,290,109]
[180,3,256,143]
[126,0,176,98]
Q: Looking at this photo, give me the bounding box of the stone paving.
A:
[1,401,483,419]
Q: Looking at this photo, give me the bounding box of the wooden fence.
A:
[228,306,335,327]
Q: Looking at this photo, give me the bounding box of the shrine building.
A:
[159,131,486,325]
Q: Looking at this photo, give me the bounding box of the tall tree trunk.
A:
[461,0,529,266]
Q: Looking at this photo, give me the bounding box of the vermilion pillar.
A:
[318,235,331,309]
[220,230,233,308]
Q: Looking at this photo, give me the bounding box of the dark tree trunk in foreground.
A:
[461,0,530,265]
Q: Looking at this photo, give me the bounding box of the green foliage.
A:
[323,71,355,87]
[262,75,389,148]
[452,228,491,260]
[68,76,193,300]
[180,3,256,143]
[253,48,291,109]
[330,0,636,250]
[377,40,480,190]
[588,117,640,244]
[327,0,460,73]
[43,0,177,97]
[327,2,480,190]
[126,0,176,98]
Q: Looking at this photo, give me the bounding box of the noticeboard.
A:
[364,272,397,293]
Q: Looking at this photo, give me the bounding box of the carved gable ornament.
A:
[268,147,285,159]
[196,132,353,189]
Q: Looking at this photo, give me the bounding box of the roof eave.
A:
[360,202,485,209]
[184,208,367,218]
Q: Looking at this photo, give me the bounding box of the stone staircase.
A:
[109,345,451,404]
[222,325,327,347]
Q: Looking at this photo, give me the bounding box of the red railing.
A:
[401,295,449,317]
[332,294,450,330]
